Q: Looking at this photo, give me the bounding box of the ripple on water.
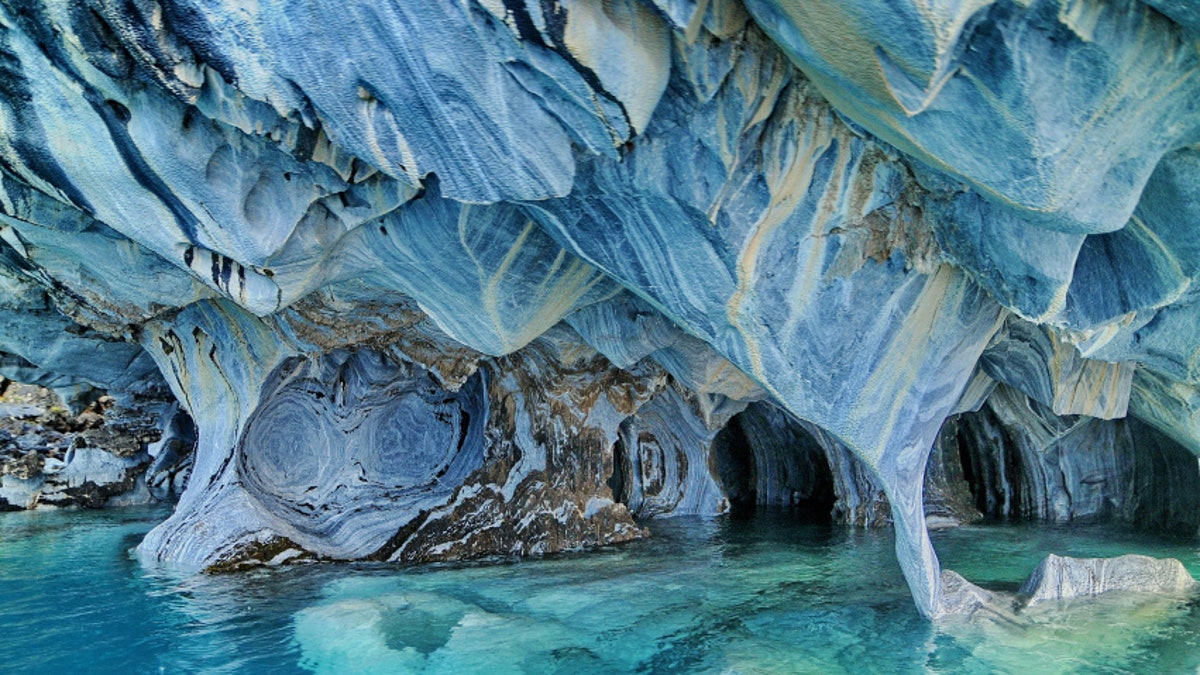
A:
[0,509,1198,674]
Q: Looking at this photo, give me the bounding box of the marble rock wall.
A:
[2,0,1200,619]
[0,381,192,509]
[954,385,1200,534]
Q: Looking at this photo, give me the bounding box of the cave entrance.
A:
[711,415,757,517]
[606,398,843,524]
[608,434,630,508]
[950,393,1200,535]
[711,404,837,523]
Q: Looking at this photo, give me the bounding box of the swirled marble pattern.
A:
[3,0,1200,619]
[238,351,488,559]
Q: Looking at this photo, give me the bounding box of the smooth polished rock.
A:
[237,349,490,560]
[1128,367,1200,455]
[742,0,1200,234]
[1018,554,1197,606]
[75,0,670,202]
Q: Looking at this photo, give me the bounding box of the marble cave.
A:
[3,0,1200,670]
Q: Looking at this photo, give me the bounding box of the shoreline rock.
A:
[0,382,192,509]
[1018,553,1198,607]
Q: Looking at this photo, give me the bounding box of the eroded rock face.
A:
[612,382,731,519]
[743,0,1200,234]
[0,381,192,509]
[1018,554,1198,606]
[954,385,1200,533]
[135,292,665,570]
[387,330,657,563]
[236,350,490,560]
[2,0,1200,620]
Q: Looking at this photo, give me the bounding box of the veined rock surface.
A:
[1018,554,1198,606]
[1,0,1199,619]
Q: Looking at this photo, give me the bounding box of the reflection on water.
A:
[0,507,1197,673]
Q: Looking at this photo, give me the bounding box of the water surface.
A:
[1,507,1197,673]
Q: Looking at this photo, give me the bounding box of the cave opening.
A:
[711,415,757,518]
[606,401,839,524]
[712,404,838,524]
[608,434,629,507]
[953,405,1023,521]
[950,399,1200,537]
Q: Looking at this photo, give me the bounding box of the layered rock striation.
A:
[1018,554,1198,606]
[1,0,1199,618]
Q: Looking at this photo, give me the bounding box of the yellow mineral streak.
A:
[1048,327,1134,419]
[704,54,789,224]
[701,357,764,400]
[561,0,669,134]
[772,1,891,103]
[725,103,835,388]
[461,210,608,354]
[849,265,1002,466]
[780,129,856,342]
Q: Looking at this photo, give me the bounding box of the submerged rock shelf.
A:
[1,0,1199,619]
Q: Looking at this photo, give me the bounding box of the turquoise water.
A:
[1,508,1198,674]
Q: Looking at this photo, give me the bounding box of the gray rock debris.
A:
[0,383,193,509]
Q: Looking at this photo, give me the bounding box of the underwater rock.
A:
[1018,554,1198,606]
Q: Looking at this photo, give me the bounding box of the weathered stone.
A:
[2,0,1200,622]
[0,382,188,509]
[1018,554,1198,606]
[742,0,1200,234]
[2,451,42,480]
[954,385,1200,533]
